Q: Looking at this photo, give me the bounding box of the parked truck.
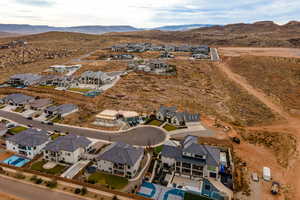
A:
[263,167,271,181]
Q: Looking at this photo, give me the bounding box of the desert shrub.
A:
[74,188,81,194]
[46,179,58,188]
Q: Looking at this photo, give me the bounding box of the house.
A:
[8,73,42,86]
[96,142,144,178]
[192,45,210,55]
[156,106,177,123]
[192,53,210,59]
[172,112,201,126]
[78,71,114,86]
[3,93,35,107]
[94,110,139,127]
[95,109,120,127]
[49,65,81,75]
[160,51,174,58]
[6,129,50,159]
[43,134,92,164]
[0,123,7,136]
[156,106,200,126]
[29,98,52,111]
[44,104,78,117]
[161,136,221,180]
[111,54,134,60]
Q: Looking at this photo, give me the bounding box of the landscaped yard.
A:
[88,172,128,190]
[0,104,6,109]
[163,124,178,131]
[14,107,25,113]
[154,145,163,154]
[146,119,163,126]
[31,160,66,175]
[51,133,61,140]
[8,126,27,134]
[38,85,56,89]
[68,88,92,93]
[51,116,62,123]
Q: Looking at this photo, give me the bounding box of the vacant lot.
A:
[219,47,300,58]
[226,56,300,114]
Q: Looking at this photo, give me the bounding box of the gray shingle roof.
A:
[96,142,144,166]
[29,98,52,109]
[175,112,200,123]
[45,104,77,115]
[158,106,177,118]
[44,134,91,152]
[7,128,49,147]
[4,93,34,105]
[80,71,111,82]
[10,73,42,85]
[162,136,220,167]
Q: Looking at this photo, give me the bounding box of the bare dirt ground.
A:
[219,47,300,58]
[216,60,300,199]
[0,151,13,161]
[0,192,23,200]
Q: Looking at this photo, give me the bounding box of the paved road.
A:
[211,48,220,61]
[0,176,86,200]
[0,110,166,147]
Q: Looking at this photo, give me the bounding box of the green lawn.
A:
[31,160,66,175]
[88,172,128,190]
[14,107,25,113]
[154,145,163,154]
[68,88,92,93]
[163,124,178,131]
[51,116,62,123]
[147,119,163,126]
[0,104,6,109]
[8,126,27,134]
[51,133,61,140]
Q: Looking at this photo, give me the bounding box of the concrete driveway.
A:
[0,110,166,147]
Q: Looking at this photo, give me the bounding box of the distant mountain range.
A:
[0,23,216,35]
[151,24,216,31]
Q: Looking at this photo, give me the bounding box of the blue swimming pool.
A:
[137,182,156,198]
[3,155,30,167]
[163,188,185,200]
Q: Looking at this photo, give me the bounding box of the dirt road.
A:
[216,61,300,199]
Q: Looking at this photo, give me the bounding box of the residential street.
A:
[0,176,86,200]
[0,110,166,147]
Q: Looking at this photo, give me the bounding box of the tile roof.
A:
[44,134,91,152]
[96,142,144,166]
[7,128,49,147]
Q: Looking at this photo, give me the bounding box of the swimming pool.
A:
[137,182,156,198]
[2,155,30,167]
[163,188,185,200]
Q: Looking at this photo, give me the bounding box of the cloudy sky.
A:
[0,0,299,27]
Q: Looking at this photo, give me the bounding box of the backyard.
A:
[87,172,128,190]
[146,119,163,127]
[30,160,66,175]
[163,124,178,132]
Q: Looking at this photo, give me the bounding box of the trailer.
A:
[263,167,271,181]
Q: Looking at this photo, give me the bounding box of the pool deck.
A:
[0,151,14,162]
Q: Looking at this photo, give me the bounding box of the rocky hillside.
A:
[107,21,300,47]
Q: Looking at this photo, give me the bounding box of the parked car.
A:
[263,167,271,181]
[232,137,241,144]
[27,117,33,120]
[251,173,259,182]
[271,182,280,195]
[47,122,54,125]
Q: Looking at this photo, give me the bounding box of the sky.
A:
[0,0,299,28]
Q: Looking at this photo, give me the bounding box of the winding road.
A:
[0,110,166,147]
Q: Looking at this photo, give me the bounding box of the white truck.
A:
[263,167,271,181]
